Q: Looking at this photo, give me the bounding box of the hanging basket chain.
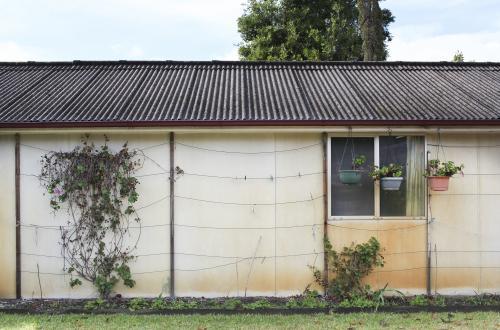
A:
[338,127,355,172]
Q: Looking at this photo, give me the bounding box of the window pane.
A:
[380,136,425,217]
[331,137,374,216]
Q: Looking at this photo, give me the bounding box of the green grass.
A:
[0,312,499,329]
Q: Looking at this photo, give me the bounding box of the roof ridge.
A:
[0,60,500,67]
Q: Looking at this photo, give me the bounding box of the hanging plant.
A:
[339,154,366,185]
[39,136,143,298]
[425,159,464,191]
[370,163,404,191]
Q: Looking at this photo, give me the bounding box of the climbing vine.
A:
[39,136,143,298]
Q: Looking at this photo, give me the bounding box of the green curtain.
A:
[406,136,425,216]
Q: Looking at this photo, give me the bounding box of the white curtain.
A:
[406,136,425,216]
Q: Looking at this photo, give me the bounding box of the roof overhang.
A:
[2,119,500,129]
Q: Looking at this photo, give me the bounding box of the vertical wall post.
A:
[426,150,431,296]
[15,133,21,299]
[169,132,175,298]
[322,132,329,289]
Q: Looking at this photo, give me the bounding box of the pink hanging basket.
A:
[428,176,450,191]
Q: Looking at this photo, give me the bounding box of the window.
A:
[329,135,425,218]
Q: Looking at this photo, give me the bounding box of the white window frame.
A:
[327,132,427,221]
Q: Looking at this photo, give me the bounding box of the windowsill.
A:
[328,216,427,221]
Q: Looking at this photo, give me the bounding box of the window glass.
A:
[379,136,425,217]
[331,137,374,216]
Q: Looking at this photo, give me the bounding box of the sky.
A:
[0,0,499,62]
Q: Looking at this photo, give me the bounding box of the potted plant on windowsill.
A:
[425,159,464,191]
[370,163,404,191]
[339,155,366,185]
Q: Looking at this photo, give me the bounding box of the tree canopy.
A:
[453,50,464,62]
[237,0,394,61]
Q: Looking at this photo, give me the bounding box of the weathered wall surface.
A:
[327,220,427,295]
[427,133,500,295]
[174,133,324,297]
[0,131,499,298]
[19,134,170,298]
[0,135,16,298]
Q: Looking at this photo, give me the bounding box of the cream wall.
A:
[18,133,171,298]
[174,133,324,297]
[0,131,499,298]
[427,134,500,295]
[0,135,16,298]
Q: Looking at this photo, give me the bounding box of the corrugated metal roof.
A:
[0,60,499,127]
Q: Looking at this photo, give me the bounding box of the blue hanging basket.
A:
[380,177,403,191]
[339,170,363,185]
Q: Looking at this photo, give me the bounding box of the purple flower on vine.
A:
[53,186,64,196]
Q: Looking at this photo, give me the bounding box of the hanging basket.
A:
[428,176,450,191]
[339,170,363,185]
[380,177,403,191]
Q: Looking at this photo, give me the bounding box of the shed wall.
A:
[0,135,16,298]
[427,133,500,295]
[0,131,499,298]
[17,134,171,298]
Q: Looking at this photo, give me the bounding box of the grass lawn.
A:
[0,312,499,329]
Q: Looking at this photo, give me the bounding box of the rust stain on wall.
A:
[176,270,277,296]
[327,221,427,292]
[433,269,480,293]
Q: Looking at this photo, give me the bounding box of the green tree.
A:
[237,0,394,61]
[357,0,393,61]
[453,50,464,62]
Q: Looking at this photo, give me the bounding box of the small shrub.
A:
[169,299,198,310]
[286,290,327,309]
[151,296,168,310]
[84,298,106,311]
[338,295,377,308]
[409,295,429,306]
[371,283,405,309]
[433,295,446,307]
[464,294,496,306]
[312,237,384,300]
[243,299,273,310]
[221,298,243,310]
[128,297,149,311]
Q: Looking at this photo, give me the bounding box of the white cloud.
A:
[388,29,500,62]
[0,41,35,61]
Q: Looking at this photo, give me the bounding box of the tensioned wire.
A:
[16,141,500,281]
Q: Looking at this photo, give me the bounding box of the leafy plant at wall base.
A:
[433,295,446,307]
[243,299,273,310]
[409,295,429,306]
[338,295,377,308]
[151,295,168,310]
[84,298,106,311]
[286,289,327,309]
[39,136,143,299]
[311,237,384,300]
[169,299,198,310]
[371,283,405,311]
[128,298,149,311]
[222,298,243,310]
